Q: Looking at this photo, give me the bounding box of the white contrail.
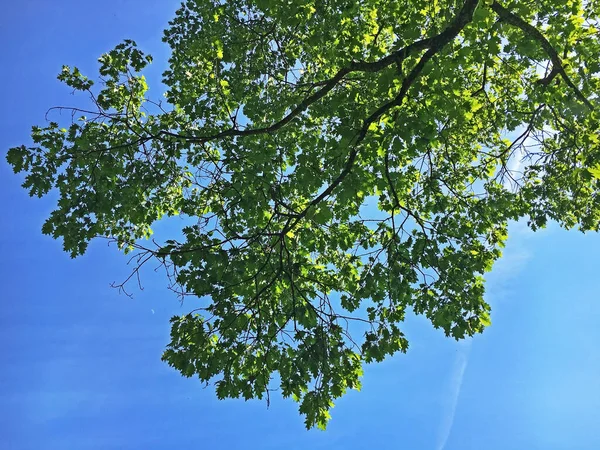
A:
[435,341,471,450]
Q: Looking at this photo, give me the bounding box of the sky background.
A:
[1,1,599,449]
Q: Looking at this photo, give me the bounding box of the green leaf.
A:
[588,165,600,179]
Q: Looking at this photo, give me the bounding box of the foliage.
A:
[6,0,600,429]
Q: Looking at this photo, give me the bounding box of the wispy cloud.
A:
[504,145,526,191]
[485,218,541,314]
[503,132,533,192]
[434,128,548,449]
[503,126,557,192]
[435,340,472,450]
[433,228,535,450]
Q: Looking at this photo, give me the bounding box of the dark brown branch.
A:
[156,0,480,145]
[282,0,481,231]
[537,65,559,86]
[491,1,594,111]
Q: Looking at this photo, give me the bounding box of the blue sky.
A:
[1,2,599,449]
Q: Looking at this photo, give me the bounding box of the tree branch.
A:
[491,1,594,111]
[157,0,481,145]
[283,0,481,229]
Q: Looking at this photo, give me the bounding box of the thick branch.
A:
[284,0,481,229]
[491,1,594,111]
[160,0,481,145]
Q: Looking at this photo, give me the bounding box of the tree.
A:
[6,0,600,429]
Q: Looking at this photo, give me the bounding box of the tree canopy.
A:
[6,0,600,429]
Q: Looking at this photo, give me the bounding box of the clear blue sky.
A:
[1,2,599,449]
